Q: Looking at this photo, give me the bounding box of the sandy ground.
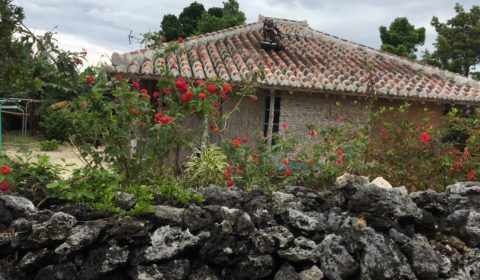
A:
[4,140,86,178]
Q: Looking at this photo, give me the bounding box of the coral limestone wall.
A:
[1,174,479,280]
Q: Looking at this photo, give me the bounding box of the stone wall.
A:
[1,175,479,280]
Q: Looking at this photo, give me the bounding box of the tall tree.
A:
[143,0,245,46]
[0,0,34,97]
[161,14,183,42]
[178,2,206,36]
[429,3,480,77]
[379,17,426,59]
[0,0,88,100]
[197,0,246,34]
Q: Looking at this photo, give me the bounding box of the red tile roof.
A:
[106,15,480,104]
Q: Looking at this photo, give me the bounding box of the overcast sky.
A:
[14,0,479,65]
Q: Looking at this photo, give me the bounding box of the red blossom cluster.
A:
[86,75,94,85]
[337,149,344,165]
[1,164,10,175]
[154,112,174,124]
[0,180,10,192]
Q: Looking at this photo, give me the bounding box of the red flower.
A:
[186,91,193,100]
[282,158,289,165]
[232,139,240,147]
[210,123,218,133]
[463,148,469,158]
[131,108,138,116]
[379,128,388,138]
[0,164,10,175]
[222,83,231,92]
[280,123,288,128]
[0,180,10,192]
[235,169,242,175]
[181,94,189,102]
[175,78,188,94]
[75,58,83,65]
[420,131,430,143]
[178,37,184,43]
[226,166,233,172]
[337,157,343,165]
[153,91,160,98]
[163,87,171,94]
[167,116,174,122]
[86,75,94,85]
[337,149,344,156]
[240,137,248,143]
[198,92,206,99]
[207,83,216,94]
[467,169,475,181]
[195,79,205,86]
[226,179,234,187]
[160,116,169,124]
[449,167,455,173]
[455,159,461,168]
[132,81,139,89]
[284,168,292,176]
[140,89,148,94]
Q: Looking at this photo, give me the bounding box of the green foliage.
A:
[142,0,245,46]
[39,107,74,141]
[179,2,206,36]
[155,175,204,205]
[45,167,123,212]
[184,144,228,188]
[379,17,426,59]
[39,139,60,151]
[0,0,86,99]
[429,3,480,76]
[12,153,69,195]
[161,14,184,42]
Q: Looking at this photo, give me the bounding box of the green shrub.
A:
[45,167,123,212]
[155,175,204,205]
[39,107,74,141]
[183,144,228,188]
[39,139,60,151]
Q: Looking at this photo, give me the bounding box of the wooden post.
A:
[267,90,275,151]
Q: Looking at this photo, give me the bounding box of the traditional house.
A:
[106,15,480,144]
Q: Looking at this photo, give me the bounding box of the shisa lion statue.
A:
[261,19,284,51]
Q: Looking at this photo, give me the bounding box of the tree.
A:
[178,2,205,36]
[429,4,480,77]
[0,0,87,100]
[379,17,426,59]
[0,0,34,97]
[161,14,183,42]
[142,0,246,46]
